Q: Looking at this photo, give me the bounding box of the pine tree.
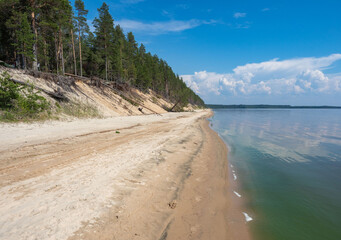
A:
[93,2,114,81]
[74,0,89,77]
[112,25,125,82]
[7,12,34,69]
[125,32,138,84]
[28,0,39,71]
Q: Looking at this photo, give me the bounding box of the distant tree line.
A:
[0,0,204,106]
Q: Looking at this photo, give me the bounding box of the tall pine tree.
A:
[93,3,114,81]
[74,0,89,77]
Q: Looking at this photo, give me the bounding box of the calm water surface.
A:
[210,109,341,240]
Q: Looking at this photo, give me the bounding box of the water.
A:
[209,109,341,240]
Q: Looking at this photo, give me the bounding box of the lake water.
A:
[209,109,341,240]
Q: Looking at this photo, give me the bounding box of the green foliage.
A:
[17,84,49,115]
[7,12,34,67]
[0,72,21,109]
[93,2,115,80]
[0,72,49,121]
[75,0,89,37]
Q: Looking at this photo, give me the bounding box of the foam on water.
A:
[233,173,237,180]
[243,212,253,222]
[234,191,241,197]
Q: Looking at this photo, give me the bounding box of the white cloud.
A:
[116,19,215,35]
[234,12,247,18]
[181,54,341,96]
[87,20,95,33]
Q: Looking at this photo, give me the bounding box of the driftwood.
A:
[170,98,181,112]
[9,78,67,100]
[64,73,90,83]
[25,70,76,93]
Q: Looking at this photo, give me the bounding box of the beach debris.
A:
[242,212,253,222]
[168,200,177,209]
[233,191,241,198]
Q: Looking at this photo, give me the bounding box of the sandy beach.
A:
[0,110,250,240]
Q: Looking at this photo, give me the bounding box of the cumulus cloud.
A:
[181,54,341,96]
[116,19,216,35]
[233,12,247,18]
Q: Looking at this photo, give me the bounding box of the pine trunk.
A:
[165,80,169,97]
[78,22,83,77]
[44,40,48,72]
[30,6,38,71]
[105,55,108,81]
[22,54,26,70]
[59,29,65,75]
[55,33,59,74]
[71,28,77,75]
[105,42,108,81]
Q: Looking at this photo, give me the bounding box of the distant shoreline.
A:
[207,104,341,109]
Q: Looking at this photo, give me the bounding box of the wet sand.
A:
[0,110,250,240]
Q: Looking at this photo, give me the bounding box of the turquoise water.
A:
[210,109,341,240]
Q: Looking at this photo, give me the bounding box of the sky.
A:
[76,0,341,105]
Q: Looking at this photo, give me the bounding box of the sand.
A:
[0,110,250,240]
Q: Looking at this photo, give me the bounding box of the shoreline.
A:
[0,110,251,239]
[164,111,252,239]
[210,116,253,240]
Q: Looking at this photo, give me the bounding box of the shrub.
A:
[16,84,49,116]
[0,72,21,109]
[0,71,49,121]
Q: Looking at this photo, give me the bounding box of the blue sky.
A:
[77,0,341,105]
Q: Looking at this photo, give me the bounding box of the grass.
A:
[55,101,101,119]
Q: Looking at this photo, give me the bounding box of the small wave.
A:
[233,191,241,197]
[242,212,253,222]
[233,173,237,180]
[230,164,234,168]
[232,170,235,173]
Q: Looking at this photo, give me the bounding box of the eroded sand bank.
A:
[0,110,250,240]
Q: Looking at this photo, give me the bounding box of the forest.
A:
[0,0,204,107]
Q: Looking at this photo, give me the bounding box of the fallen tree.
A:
[9,78,67,101]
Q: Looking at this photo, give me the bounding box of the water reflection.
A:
[213,109,341,163]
